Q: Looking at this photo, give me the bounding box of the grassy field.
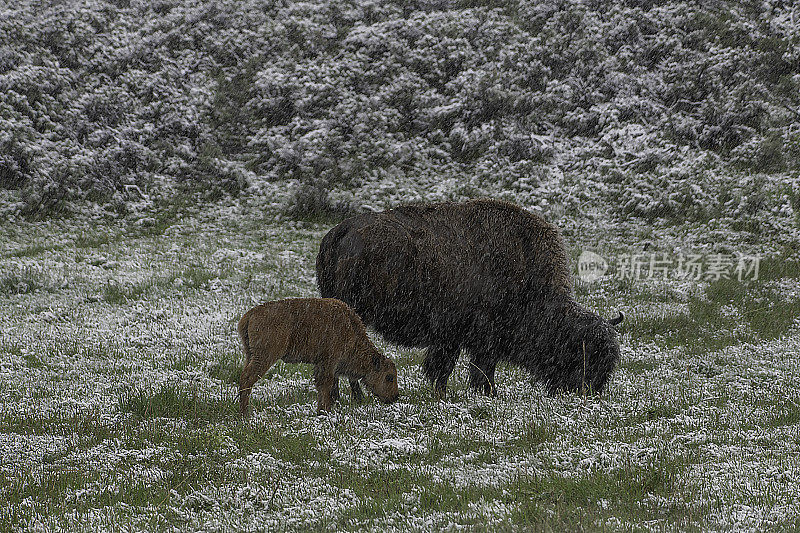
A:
[1,204,799,532]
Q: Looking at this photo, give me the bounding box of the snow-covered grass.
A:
[1,204,799,532]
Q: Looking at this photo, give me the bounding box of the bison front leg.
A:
[422,344,459,399]
[468,354,497,397]
[314,366,336,413]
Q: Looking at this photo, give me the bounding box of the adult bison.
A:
[316,199,622,397]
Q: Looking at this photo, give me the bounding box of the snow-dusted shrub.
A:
[0,0,797,217]
[730,131,786,173]
[0,128,35,190]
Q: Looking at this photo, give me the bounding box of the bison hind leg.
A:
[468,355,497,397]
[422,344,459,399]
[349,378,365,403]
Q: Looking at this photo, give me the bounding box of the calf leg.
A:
[239,361,258,416]
[349,378,365,403]
[422,344,459,399]
[314,365,337,413]
[239,354,280,416]
[330,378,340,403]
[468,354,497,397]
[239,334,286,417]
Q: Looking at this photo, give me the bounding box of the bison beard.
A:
[316,199,621,397]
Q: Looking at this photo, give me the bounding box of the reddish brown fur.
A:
[238,298,399,415]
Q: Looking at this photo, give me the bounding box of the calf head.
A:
[362,352,399,403]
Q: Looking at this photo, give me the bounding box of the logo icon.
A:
[578,251,608,283]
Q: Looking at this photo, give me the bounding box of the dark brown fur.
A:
[238,298,399,415]
[317,199,621,397]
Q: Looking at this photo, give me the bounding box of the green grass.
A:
[628,273,800,354]
[0,409,114,441]
[100,266,222,305]
[207,350,244,385]
[1,453,202,526]
[330,451,697,530]
[174,266,216,290]
[102,281,151,304]
[753,396,800,429]
[1,343,23,358]
[119,384,238,423]
[5,243,55,258]
[0,268,46,295]
[503,454,698,530]
[23,350,44,368]
[619,358,658,373]
[74,232,116,249]
[2,213,799,531]
[756,256,800,281]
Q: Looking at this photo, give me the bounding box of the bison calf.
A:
[238,298,399,415]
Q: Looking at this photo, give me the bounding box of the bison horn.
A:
[609,312,624,326]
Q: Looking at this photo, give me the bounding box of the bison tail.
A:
[238,313,252,366]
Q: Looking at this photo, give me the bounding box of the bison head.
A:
[568,314,622,395]
[524,300,622,396]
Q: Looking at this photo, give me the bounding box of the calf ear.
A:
[371,354,383,371]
